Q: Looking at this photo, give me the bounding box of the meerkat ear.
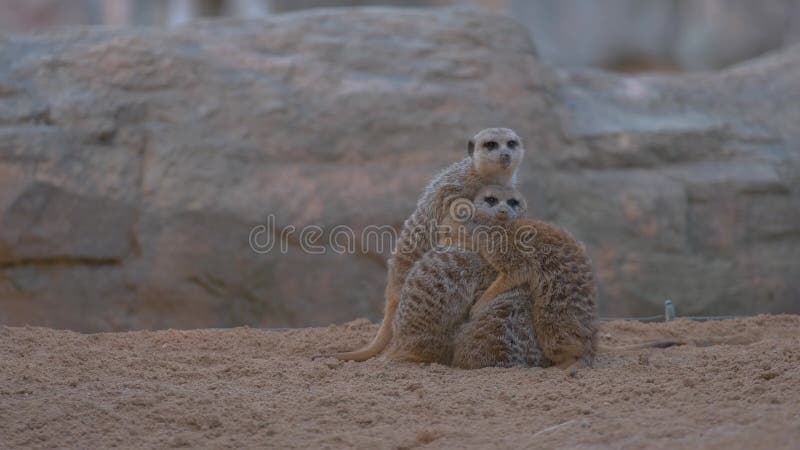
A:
[467,139,475,156]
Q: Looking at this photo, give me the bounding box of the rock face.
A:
[511,0,800,71]
[0,8,798,331]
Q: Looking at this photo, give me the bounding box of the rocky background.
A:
[0,7,798,331]
[3,0,800,72]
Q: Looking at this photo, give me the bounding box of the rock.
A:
[0,182,136,263]
[507,0,800,71]
[0,8,798,331]
[549,47,800,317]
[0,9,559,331]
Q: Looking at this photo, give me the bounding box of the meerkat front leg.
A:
[470,273,512,318]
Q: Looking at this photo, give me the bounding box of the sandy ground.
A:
[1,315,799,449]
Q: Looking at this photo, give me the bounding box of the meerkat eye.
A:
[482,141,499,151]
[485,196,498,206]
[507,198,520,208]
[507,140,519,149]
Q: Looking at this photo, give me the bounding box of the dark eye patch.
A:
[507,140,519,149]
[507,198,520,208]
[485,196,498,206]
[482,140,499,150]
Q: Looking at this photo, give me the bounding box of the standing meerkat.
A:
[460,185,599,370]
[385,186,529,364]
[316,128,525,361]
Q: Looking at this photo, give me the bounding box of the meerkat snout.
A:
[496,205,511,220]
[499,151,512,167]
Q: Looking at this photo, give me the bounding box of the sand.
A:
[1,315,799,449]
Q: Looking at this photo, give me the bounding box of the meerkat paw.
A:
[552,356,591,377]
[566,361,586,378]
[468,302,485,319]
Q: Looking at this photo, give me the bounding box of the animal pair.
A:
[316,128,528,363]
[385,184,550,368]
[386,184,598,370]
[314,128,675,368]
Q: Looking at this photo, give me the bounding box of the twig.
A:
[529,419,577,438]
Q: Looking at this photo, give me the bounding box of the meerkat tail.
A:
[599,340,685,353]
[314,301,397,361]
[327,320,393,361]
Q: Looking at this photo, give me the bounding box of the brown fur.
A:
[316,128,525,361]
[387,186,529,365]
[384,248,497,364]
[464,186,599,370]
[391,185,677,369]
[452,286,550,369]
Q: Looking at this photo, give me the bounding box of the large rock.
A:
[509,0,800,71]
[0,8,797,331]
[270,0,800,71]
[546,51,800,316]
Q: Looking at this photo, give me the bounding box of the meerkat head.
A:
[473,185,527,222]
[467,128,525,182]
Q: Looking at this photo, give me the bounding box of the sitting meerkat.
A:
[316,128,526,362]
[445,187,550,368]
[451,286,549,369]
[385,185,530,364]
[389,186,679,369]
[383,248,497,364]
[459,185,599,370]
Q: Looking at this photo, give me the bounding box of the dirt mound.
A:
[2,315,799,448]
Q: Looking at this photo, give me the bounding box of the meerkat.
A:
[385,185,530,364]
[451,286,549,369]
[315,128,525,362]
[462,188,685,370]
[388,186,677,369]
[442,186,549,368]
[383,248,496,364]
[452,185,599,370]
[450,186,680,369]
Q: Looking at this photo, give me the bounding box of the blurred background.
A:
[3,0,800,72]
[0,1,799,332]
